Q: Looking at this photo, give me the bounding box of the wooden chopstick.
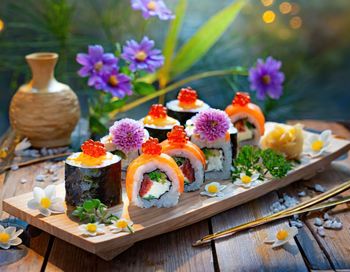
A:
[193,179,350,246]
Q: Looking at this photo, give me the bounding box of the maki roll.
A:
[190,109,234,181]
[65,140,122,207]
[142,104,180,142]
[225,92,265,146]
[101,118,149,170]
[126,138,184,208]
[161,126,206,192]
[166,87,210,125]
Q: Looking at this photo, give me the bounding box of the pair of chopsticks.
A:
[193,179,350,246]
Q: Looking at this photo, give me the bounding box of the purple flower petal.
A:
[131,0,175,20]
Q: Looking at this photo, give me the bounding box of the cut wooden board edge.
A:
[3,137,350,258]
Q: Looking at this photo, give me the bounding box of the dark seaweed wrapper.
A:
[167,108,197,126]
[230,131,238,160]
[145,126,172,142]
[65,160,122,207]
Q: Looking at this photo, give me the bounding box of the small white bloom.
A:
[264,226,298,248]
[200,182,226,197]
[304,130,331,157]
[14,138,31,155]
[234,173,260,188]
[0,225,23,250]
[100,135,117,152]
[79,222,105,237]
[27,185,65,216]
[110,218,134,233]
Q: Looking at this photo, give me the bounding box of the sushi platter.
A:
[3,90,350,260]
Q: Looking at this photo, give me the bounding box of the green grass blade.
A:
[170,0,245,79]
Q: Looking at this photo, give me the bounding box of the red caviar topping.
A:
[148,104,167,119]
[142,138,162,155]
[81,139,106,158]
[178,87,197,106]
[232,92,251,106]
[167,125,188,145]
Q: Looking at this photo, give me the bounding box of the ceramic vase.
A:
[9,52,80,147]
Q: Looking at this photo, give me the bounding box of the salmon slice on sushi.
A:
[225,92,265,146]
[161,126,206,192]
[126,138,184,208]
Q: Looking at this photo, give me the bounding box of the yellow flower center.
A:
[116,220,128,229]
[40,197,51,209]
[108,75,119,86]
[241,175,252,184]
[94,61,103,71]
[0,232,10,243]
[276,229,289,240]
[311,140,324,152]
[207,184,219,194]
[147,1,157,11]
[86,223,97,233]
[262,75,271,85]
[135,51,147,61]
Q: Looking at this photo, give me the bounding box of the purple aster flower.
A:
[193,109,231,142]
[110,118,145,153]
[131,0,175,20]
[98,68,133,98]
[121,36,164,73]
[76,45,118,89]
[249,56,285,100]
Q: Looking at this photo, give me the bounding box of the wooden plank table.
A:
[1,120,350,272]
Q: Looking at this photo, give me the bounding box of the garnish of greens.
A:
[112,150,127,159]
[148,170,167,184]
[174,157,185,166]
[232,146,293,181]
[72,199,119,225]
[202,148,221,158]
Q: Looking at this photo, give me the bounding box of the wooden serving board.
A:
[3,129,350,261]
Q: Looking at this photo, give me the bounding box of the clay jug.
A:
[9,52,80,147]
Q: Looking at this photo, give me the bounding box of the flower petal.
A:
[14,229,23,238]
[44,185,56,199]
[39,208,51,217]
[27,199,40,210]
[5,226,16,237]
[0,225,4,232]
[0,243,10,249]
[33,187,45,202]
[9,237,22,246]
[251,173,260,181]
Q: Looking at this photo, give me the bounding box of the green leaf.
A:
[133,82,156,95]
[83,200,95,212]
[170,0,245,78]
[158,0,187,87]
[102,98,127,113]
[91,199,101,208]
[112,150,127,160]
[89,115,108,135]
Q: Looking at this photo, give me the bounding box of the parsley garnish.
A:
[148,170,167,184]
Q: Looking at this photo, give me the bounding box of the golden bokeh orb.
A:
[262,10,276,24]
[0,19,4,32]
[261,0,274,7]
[290,16,302,29]
[279,2,292,14]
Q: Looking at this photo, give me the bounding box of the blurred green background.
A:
[0,0,350,135]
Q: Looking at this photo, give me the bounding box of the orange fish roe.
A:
[148,104,167,119]
[178,87,197,107]
[167,125,188,145]
[142,138,162,155]
[232,92,251,106]
[81,139,106,158]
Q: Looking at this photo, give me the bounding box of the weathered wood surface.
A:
[1,120,350,272]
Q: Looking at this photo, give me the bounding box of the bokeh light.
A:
[291,3,300,15]
[279,2,292,14]
[261,0,274,7]
[290,16,302,29]
[262,10,276,24]
[0,19,4,32]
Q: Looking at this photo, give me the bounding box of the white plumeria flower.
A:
[79,222,105,237]
[304,130,332,157]
[235,173,260,188]
[264,226,298,248]
[200,182,226,197]
[110,218,134,233]
[0,225,23,249]
[27,185,65,217]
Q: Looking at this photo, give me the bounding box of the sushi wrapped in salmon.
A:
[225,92,265,146]
[166,87,210,125]
[142,104,180,142]
[126,138,184,208]
[161,125,206,192]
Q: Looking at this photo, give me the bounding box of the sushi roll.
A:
[126,138,184,208]
[101,118,149,170]
[65,140,122,207]
[161,125,206,192]
[142,104,180,142]
[225,92,265,146]
[190,109,235,181]
[166,87,210,125]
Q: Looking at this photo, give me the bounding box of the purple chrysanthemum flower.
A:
[76,45,118,89]
[110,118,145,153]
[131,0,175,20]
[193,109,231,142]
[97,68,133,98]
[248,56,285,100]
[121,36,164,73]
